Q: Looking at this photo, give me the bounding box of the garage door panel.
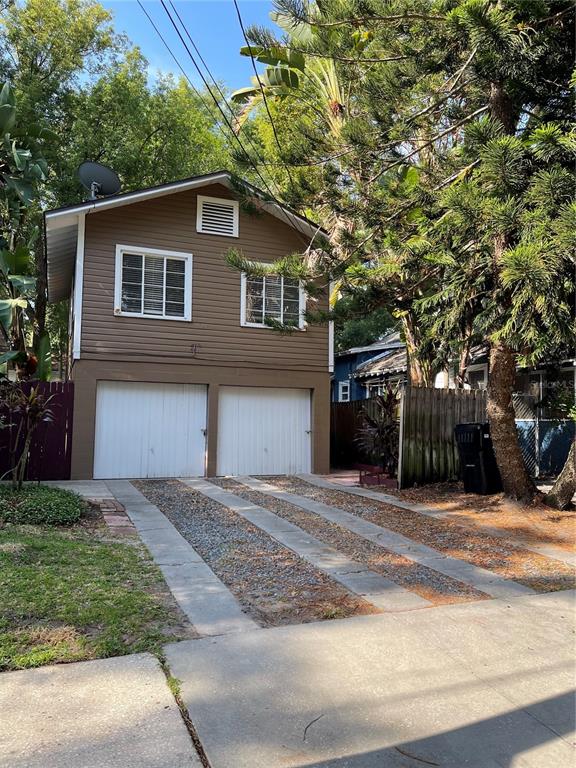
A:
[217,387,311,475]
[94,382,206,479]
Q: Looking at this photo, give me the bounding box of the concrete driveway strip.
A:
[165,590,576,768]
[240,476,535,601]
[182,478,431,612]
[106,480,258,636]
[300,473,576,567]
[0,653,201,768]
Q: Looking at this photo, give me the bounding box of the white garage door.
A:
[94,382,207,479]
[217,386,311,475]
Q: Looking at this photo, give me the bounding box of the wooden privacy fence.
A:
[330,398,384,467]
[0,381,74,481]
[398,386,487,489]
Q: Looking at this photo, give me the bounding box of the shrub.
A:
[0,486,85,526]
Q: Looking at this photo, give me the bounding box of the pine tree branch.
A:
[406,79,475,124]
[535,8,573,25]
[289,13,446,28]
[283,47,413,64]
[444,47,478,93]
[369,105,489,182]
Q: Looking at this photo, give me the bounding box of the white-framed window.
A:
[196,195,239,237]
[338,381,350,402]
[240,272,306,329]
[114,245,192,321]
[466,364,488,390]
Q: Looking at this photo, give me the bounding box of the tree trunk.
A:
[455,333,473,388]
[34,236,47,341]
[402,315,429,387]
[486,341,536,500]
[545,439,576,510]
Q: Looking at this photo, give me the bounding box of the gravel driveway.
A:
[135,480,376,627]
[267,476,576,593]
[212,478,487,606]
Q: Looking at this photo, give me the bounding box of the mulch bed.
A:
[211,478,487,606]
[135,479,376,627]
[267,477,576,593]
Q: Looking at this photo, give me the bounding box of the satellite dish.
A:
[78,161,121,200]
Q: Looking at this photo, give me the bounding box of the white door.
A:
[94,382,207,479]
[217,386,311,475]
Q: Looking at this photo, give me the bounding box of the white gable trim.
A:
[72,213,85,360]
[45,172,320,239]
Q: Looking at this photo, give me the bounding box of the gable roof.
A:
[337,331,403,358]
[353,347,407,380]
[44,170,324,302]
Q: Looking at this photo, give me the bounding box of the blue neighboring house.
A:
[331,331,406,402]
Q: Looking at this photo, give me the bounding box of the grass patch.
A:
[0,525,191,671]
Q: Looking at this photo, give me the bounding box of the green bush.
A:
[0,486,85,526]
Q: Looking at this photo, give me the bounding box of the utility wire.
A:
[167,0,279,179]
[232,0,298,193]
[156,0,312,244]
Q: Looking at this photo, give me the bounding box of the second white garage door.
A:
[217,386,311,476]
[94,382,207,479]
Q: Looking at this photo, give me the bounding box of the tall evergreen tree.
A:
[232,0,575,500]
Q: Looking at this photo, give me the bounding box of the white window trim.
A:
[465,363,488,390]
[72,213,85,360]
[240,271,307,330]
[196,194,239,238]
[338,381,351,402]
[114,244,193,322]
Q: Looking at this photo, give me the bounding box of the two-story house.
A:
[44,172,330,480]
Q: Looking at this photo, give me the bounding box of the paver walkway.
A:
[238,476,536,600]
[108,480,257,636]
[184,478,431,612]
[0,653,201,768]
[166,589,576,768]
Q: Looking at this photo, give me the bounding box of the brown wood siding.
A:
[70,359,330,479]
[81,183,328,372]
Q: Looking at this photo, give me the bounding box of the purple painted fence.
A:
[0,381,74,481]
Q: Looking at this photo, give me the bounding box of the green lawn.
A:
[0,525,191,671]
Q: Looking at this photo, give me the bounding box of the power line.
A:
[137,0,316,242]
[157,0,271,191]
[232,0,298,193]
[154,0,313,245]
[166,0,279,180]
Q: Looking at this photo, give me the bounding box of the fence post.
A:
[397,384,406,489]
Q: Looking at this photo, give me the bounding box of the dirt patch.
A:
[383,482,576,552]
[136,479,377,627]
[268,477,576,593]
[211,478,488,606]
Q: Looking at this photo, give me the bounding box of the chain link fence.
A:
[513,393,574,478]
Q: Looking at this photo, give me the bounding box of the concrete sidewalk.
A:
[166,590,576,768]
[0,653,201,768]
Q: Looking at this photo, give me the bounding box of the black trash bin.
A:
[454,422,502,494]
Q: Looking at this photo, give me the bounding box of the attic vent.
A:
[197,195,239,237]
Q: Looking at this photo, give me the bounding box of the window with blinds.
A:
[242,273,304,329]
[115,246,191,321]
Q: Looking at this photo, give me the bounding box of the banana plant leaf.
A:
[0,350,21,364]
[239,45,305,71]
[231,85,259,104]
[0,103,16,134]
[0,297,27,331]
[0,245,32,275]
[8,275,36,293]
[35,332,51,381]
